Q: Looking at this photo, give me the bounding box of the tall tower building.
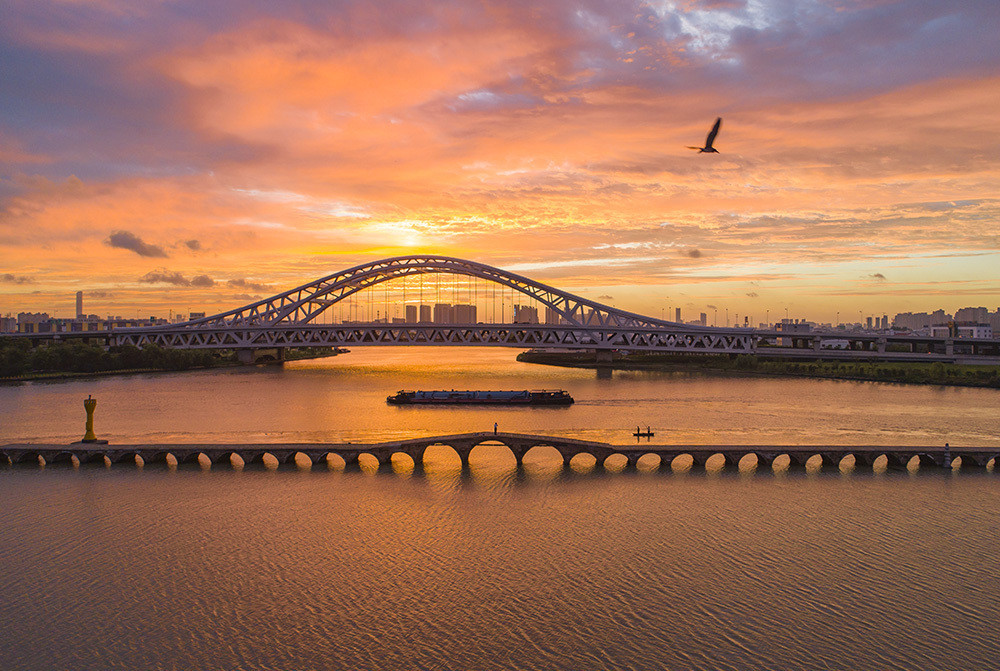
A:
[75,291,83,319]
[513,304,539,324]
[433,303,453,323]
[675,307,681,322]
[453,304,477,323]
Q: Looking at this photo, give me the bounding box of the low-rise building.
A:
[929,322,993,339]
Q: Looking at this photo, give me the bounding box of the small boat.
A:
[386,389,574,406]
[634,426,655,438]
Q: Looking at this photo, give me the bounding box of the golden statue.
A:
[82,395,98,443]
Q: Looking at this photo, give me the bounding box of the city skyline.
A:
[2,1,999,321]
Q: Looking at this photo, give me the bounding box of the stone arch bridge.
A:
[3,432,997,472]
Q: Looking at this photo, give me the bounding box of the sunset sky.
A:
[2,0,999,324]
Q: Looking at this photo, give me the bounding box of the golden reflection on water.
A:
[5,347,1000,448]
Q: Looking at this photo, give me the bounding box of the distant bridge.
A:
[3,432,998,472]
[13,255,1000,363]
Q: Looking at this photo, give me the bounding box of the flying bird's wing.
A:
[685,146,702,150]
[705,117,722,149]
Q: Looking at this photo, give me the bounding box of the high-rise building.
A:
[956,307,989,323]
[76,291,83,319]
[433,303,453,323]
[699,312,707,326]
[513,304,539,324]
[866,316,873,329]
[675,307,681,322]
[419,305,432,323]
[453,304,477,323]
[544,306,563,325]
[405,305,417,323]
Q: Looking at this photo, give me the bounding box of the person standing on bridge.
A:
[494,422,498,435]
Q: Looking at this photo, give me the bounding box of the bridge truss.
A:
[111,255,755,353]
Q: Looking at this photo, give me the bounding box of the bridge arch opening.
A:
[284,451,312,469]
[421,443,462,473]
[43,451,76,467]
[521,444,565,470]
[112,452,140,466]
[323,453,347,470]
[80,453,109,467]
[243,452,276,469]
[846,453,876,474]
[308,452,330,470]
[211,452,239,468]
[178,452,210,469]
[468,441,517,469]
[667,454,694,473]
[567,452,597,473]
[698,453,732,473]
[137,452,171,468]
[603,453,629,473]
[355,452,381,473]
[633,453,660,472]
[13,452,43,466]
[740,453,762,473]
[384,451,416,474]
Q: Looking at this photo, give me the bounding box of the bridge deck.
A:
[3,432,998,470]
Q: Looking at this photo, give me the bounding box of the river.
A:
[1,347,998,670]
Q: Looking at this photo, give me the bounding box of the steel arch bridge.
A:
[110,255,756,354]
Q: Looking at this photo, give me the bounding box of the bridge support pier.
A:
[341,453,361,471]
[786,454,810,471]
[595,350,613,364]
[820,454,841,471]
[885,454,911,471]
[852,454,875,472]
[720,453,741,471]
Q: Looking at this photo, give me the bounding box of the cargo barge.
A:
[386,389,574,406]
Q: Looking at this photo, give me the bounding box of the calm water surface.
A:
[2,348,999,670]
[3,347,999,445]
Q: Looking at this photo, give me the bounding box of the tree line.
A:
[0,338,227,378]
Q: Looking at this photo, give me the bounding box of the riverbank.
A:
[516,350,1000,388]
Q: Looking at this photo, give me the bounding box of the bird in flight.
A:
[687,117,722,153]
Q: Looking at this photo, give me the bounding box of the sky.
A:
[2,0,999,324]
